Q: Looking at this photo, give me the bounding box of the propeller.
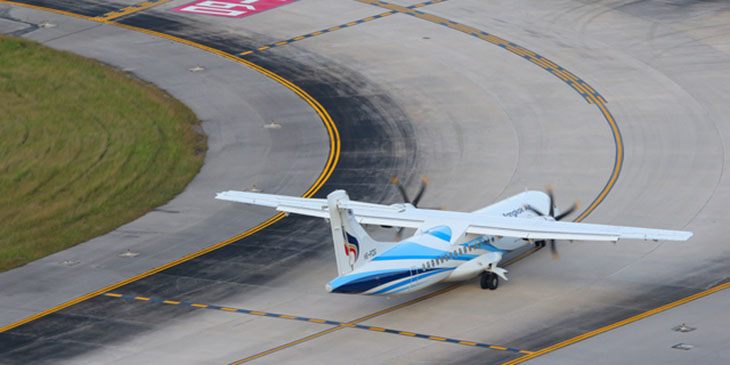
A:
[390,176,429,240]
[524,186,579,259]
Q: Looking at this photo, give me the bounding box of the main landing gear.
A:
[480,271,499,290]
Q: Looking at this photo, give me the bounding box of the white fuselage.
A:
[326,191,550,295]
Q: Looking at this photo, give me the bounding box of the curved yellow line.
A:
[0,0,339,333]
[504,280,730,364]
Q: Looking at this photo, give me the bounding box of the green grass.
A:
[0,35,207,272]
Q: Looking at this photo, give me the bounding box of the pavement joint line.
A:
[237,0,447,57]
[93,0,173,21]
[102,292,529,355]
[0,0,340,335]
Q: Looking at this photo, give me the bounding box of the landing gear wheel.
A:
[480,272,499,290]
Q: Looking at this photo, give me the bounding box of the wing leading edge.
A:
[215,190,692,242]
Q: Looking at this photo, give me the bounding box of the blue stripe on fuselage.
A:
[330,267,450,294]
[330,269,411,294]
[372,267,454,295]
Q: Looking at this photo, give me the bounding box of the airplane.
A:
[215,181,692,296]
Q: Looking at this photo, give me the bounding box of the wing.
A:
[215,191,692,242]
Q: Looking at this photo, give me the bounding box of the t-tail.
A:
[327,190,380,276]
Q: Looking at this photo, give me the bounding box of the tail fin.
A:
[327,190,379,276]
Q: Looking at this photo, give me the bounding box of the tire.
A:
[480,272,499,290]
[487,273,499,290]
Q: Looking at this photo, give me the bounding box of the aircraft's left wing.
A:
[216,190,426,227]
[216,191,692,242]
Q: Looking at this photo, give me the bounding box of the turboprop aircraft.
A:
[215,182,691,295]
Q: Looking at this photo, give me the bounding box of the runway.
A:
[1,0,729,364]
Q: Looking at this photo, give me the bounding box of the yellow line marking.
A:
[515,46,535,56]
[293,36,306,41]
[311,31,323,36]
[483,34,508,45]
[191,304,208,308]
[363,17,375,21]
[104,293,122,297]
[581,82,596,93]
[328,26,340,31]
[529,58,550,69]
[555,69,578,81]
[0,0,339,336]
[231,325,345,364]
[530,57,553,69]
[504,281,730,364]
[99,0,173,21]
[507,45,530,57]
[275,41,287,46]
[575,100,620,222]
[490,345,507,350]
[571,82,588,95]
[258,46,270,51]
[346,22,358,26]
[107,292,526,355]
[380,12,392,16]
[551,70,570,81]
[135,296,150,301]
[240,50,253,56]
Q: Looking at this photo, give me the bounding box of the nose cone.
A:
[325,282,333,292]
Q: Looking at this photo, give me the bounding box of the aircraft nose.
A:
[325,283,333,292]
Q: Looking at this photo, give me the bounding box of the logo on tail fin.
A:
[345,233,360,264]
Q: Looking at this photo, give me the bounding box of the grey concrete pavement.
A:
[532,288,730,365]
[0,3,329,328]
[3,0,730,364]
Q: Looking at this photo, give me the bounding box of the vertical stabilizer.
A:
[327,190,380,276]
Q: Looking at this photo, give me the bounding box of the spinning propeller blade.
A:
[525,186,579,259]
[390,176,429,240]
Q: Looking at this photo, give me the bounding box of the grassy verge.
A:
[0,35,207,272]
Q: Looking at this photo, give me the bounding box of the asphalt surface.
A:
[1,0,729,364]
